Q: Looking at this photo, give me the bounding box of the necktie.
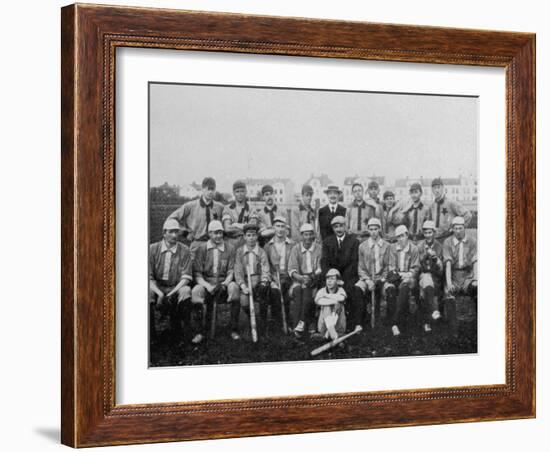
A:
[373,242,380,274]
[331,206,335,215]
[357,204,362,231]
[412,207,418,235]
[213,248,219,276]
[337,238,342,250]
[268,208,275,225]
[237,204,247,223]
[436,201,441,228]
[458,240,464,268]
[307,207,313,224]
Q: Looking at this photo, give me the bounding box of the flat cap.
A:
[273,215,287,225]
[367,218,382,228]
[451,216,465,226]
[243,223,260,234]
[325,268,342,279]
[201,177,216,189]
[330,215,346,226]
[232,180,246,191]
[395,225,409,237]
[301,184,314,195]
[431,177,444,187]
[422,220,436,230]
[367,180,379,189]
[299,223,315,233]
[409,182,423,193]
[207,220,224,232]
[261,184,274,195]
[163,218,181,231]
[383,190,395,199]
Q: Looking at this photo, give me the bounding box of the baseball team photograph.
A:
[148,82,479,367]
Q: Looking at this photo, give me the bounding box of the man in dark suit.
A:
[318,185,347,241]
[321,216,359,326]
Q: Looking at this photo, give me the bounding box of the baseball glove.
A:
[386,270,402,286]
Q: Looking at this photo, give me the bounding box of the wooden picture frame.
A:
[61,3,535,447]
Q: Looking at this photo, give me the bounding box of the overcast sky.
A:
[150,83,477,192]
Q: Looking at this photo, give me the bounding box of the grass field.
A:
[149,295,477,367]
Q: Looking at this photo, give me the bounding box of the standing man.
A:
[168,177,224,254]
[290,184,318,242]
[351,218,391,331]
[318,185,346,241]
[149,218,193,342]
[382,190,401,242]
[385,225,421,336]
[288,223,322,338]
[264,216,295,333]
[345,182,370,242]
[417,220,444,332]
[222,180,253,249]
[442,217,477,335]
[256,184,287,246]
[365,181,386,234]
[429,177,473,241]
[321,216,359,324]
[190,220,241,343]
[234,223,272,338]
[400,182,430,243]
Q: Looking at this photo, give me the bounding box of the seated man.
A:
[417,220,444,333]
[234,223,272,338]
[149,218,193,343]
[288,223,322,338]
[351,218,390,331]
[442,216,478,336]
[385,224,421,336]
[264,216,295,334]
[191,220,241,343]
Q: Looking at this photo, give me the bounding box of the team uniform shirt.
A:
[429,195,473,239]
[256,205,288,235]
[442,236,477,270]
[400,201,431,242]
[193,239,235,282]
[362,198,386,234]
[233,244,270,287]
[288,242,322,279]
[383,204,402,240]
[264,237,295,282]
[290,202,318,242]
[357,237,391,283]
[442,235,477,291]
[388,241,421,281]
[345,200,370,239]
[168,197,224,242]
[417,239,444,275]
[149,240,193,287]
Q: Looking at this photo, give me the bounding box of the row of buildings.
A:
[176,174,478,207]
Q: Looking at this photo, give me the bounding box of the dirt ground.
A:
[149,296,477,367]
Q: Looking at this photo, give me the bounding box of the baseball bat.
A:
[370,283,376,329]
[276,270,288,334]
[246,265,258,343]
[310,326,362,356]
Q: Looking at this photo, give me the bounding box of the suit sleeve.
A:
[320,239,330,277]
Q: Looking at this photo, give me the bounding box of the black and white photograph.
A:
[148,82,479,367]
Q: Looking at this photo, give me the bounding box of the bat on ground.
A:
[310,326,363,356]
